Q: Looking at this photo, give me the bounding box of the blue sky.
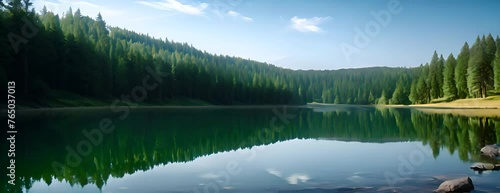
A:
[34,0,500,70]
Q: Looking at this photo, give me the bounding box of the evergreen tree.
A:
[485,34,497,66]
[494,36,500,91]
[368,92,375,104]
[409,80,417,104]
[443,53,457,99]
[391,78,410,105]
[468,36,489,98]
[415,76,429,104]
[378,90,388,105]
[437,54,445,97]
[455,42,469,98]
[484,34,497,93]
[428,51,442,99]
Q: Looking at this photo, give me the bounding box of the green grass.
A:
[485,95,500,100]
[430,97,453,104]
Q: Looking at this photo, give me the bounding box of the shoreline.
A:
[11,96,500,112]
[14,104,310,112]
[309,97,500,110]
[308,104,500,110]
[14,103,500,111]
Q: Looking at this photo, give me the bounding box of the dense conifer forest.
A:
[1,1,499,106]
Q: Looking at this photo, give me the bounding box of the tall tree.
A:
[428,51,443,99]
[484,34,497,93]
[485,34,497,66]
[391,77,410,105]
[455,42,470,98]
[378,90,388,105]
[416,76,430,104]
[443,53,457,99]
[468,36,489,98]
[409,80,418,104]
[494,36,500,91]
[437,54,445,97]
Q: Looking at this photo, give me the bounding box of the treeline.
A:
[0,2,499,105]
[408,35,500,104]
[1,2,299,105]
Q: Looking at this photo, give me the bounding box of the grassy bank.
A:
[410,96,500,109]
[410,96,500,117]
[309,96,500,109]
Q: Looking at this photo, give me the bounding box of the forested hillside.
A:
[1,2,499,106]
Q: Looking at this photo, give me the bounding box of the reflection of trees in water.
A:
[7,108,499,192]
[409,110,498,161]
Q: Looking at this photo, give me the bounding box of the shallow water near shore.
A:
[7,106,500,192]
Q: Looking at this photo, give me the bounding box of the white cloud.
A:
[136,0,208,15]
[286,174,310,184]
[290,16,331,33]
[226,10,253,22]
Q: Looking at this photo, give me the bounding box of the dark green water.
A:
[4,106,500,193]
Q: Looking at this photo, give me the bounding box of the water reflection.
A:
[4,106,500,192]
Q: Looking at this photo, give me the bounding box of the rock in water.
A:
[470,162,496,170]
[480,145,499,157]
[435,177,474,193]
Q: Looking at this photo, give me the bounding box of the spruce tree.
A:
[494,36,500,91]
[415,76,429,104]
[484,34,497,93]
[455,42,469,98]
[428,51,442,99]
[468,36,487,98]
[443,53,457,99]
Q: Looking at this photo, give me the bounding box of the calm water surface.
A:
[5,106,500,193]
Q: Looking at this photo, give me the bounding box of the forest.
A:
[1,1,499,106]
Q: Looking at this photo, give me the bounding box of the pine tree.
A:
[378,90,388,105]
[334,95,340,104]
[485,34,497,65]
[494,36,500,91]
[415,75,429,104]
[368,92,375,104]
[391,78,409,105]
[437,54,445,97]
[468,36,488,98]
[484,33,497,93]
[428,51,442,99]
[455,42,469,98]
[409,80,417,104]
[443,53,457,99]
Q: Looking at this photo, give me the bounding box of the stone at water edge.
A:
[470,162,497,170]
[480,145,499,157]
[435,177,474,193]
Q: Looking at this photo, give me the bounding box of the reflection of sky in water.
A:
[28,139,499,193]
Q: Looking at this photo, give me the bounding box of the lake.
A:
[6,106,500,193]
